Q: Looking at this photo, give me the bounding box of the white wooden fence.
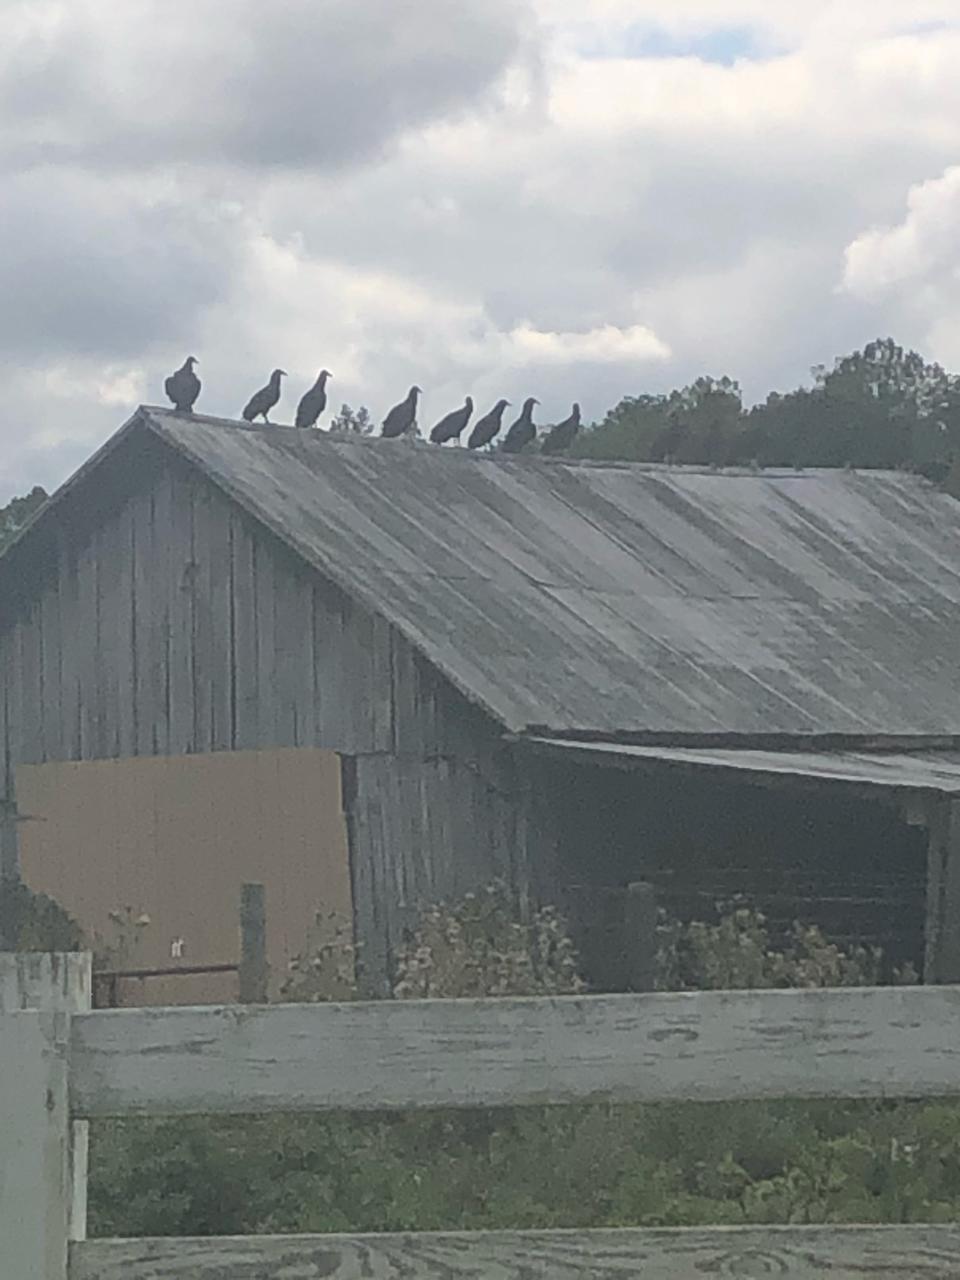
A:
[5,954,960,1278]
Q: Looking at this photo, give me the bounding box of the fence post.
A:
[0,952,90,1279]
[239,882,268,1003]
[0,952,93,1246]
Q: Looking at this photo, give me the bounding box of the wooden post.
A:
[625,881,658,992]
[924,798,960,983]
[0,952,93,1245]
[0,952,91,1278]
[239,882,268,1004]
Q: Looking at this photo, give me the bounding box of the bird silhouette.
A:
[467,400,511,450]
[381,386,422,439]
[295,370,332,429]
[164,357,201,414]
[501,398,540,454]
[429,397,474,445]
[540,403,582,456]
[242,370,286,424]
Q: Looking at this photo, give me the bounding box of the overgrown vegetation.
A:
[0,879,83,952]
[87,884,960,1237]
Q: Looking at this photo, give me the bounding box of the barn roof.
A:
[11,405,960,741]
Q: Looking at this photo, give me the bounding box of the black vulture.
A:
[295,369,332,429]
[500,397,539,453]
[164,356,201,413]
[381,386,422,439]
[467,399,510,450]
[242,369,286,424]
[429,396,474,445]
[540,403,582,456]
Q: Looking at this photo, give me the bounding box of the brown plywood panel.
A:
[16,747,352,1006]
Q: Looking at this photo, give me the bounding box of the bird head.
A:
[496,399,511,411]
[273,369,287,380]
[319,369,331,382]
[572,402,581,418]
[185,356,198,368]
[524,397,539,412]
[465,395,474,409]
[410,385,422,400]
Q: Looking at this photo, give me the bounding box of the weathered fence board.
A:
[0,1011,71,1280]
[70,1225,960,1279]
[0,953,91,1242]
[70,985,960,1118]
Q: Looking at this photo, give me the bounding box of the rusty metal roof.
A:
[21,405,960,740]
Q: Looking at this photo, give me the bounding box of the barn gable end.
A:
[0,428,541,989]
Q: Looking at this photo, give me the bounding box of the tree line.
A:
[576,337,960,479]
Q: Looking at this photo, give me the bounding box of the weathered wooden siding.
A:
[0,441,542,986]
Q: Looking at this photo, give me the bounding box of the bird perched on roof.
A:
[467,399,510,450]
[295,370,332,429]
[381,386,422,439]
[501,398,540,454]
[164,357,201,414]
[429,396,474,445]
[242,370,286,424]
[540,403,582,456]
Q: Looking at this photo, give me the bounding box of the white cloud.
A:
[5,2,960,502]
[843,166,960,298]
[503,323,669,364]
[841,165,960,369]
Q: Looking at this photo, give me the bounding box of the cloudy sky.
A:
[2,0,960,501]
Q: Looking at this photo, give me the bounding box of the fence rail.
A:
[6,956,960,1278]
[68,984,960,1117]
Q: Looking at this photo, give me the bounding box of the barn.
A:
[4,405,960,996]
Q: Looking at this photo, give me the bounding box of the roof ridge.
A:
[141,406,911,481]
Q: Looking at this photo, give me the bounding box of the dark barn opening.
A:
[543,757,927,990]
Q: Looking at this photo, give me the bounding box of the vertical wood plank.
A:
[205,491,233,753]
[254,537,276,749]
[131,488,155,757]
[57,540,82,762]
[0,1010,71,1279]
[271,552,299,748]
[76,536,99,760]
[231,513,259,751]
[40,574,63,764]
[113,500,136,759]
[191,488,213,757]
[165,470,196,756]
[97,516,124,759]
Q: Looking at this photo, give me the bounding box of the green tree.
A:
[0,486,47,553]
[579,339,960,475]
[329,404,374,435]
[576,376,743,465]
[744,339,960,470]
